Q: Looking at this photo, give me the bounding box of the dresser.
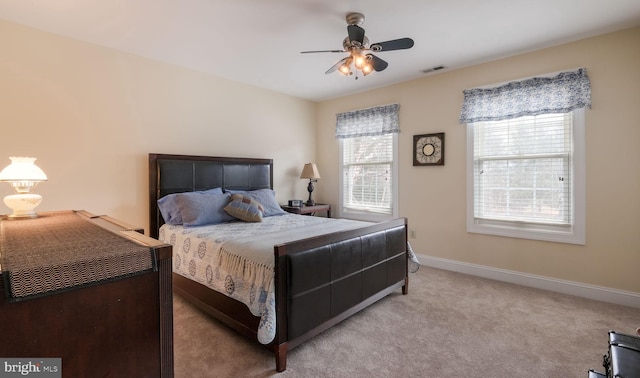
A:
[0,210,173,377]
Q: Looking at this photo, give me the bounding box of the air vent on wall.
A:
[421,65,446,74]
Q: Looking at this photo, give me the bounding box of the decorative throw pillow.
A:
[224,194,264,222]
[225,189,286,217]
[175,192,235,227]
[157,187,223,225]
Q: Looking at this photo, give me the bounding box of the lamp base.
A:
[4,193,42,218]
[306,180,316,206]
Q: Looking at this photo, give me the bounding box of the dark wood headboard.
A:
[148,153,273,238]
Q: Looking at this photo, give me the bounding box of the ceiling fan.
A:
[301,12,414,79]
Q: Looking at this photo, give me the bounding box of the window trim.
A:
[339,133,399,222]
[466,109,585,245]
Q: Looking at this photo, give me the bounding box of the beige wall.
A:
[316,27,640,292]
[2,19,638,293]
[0,20,317,232]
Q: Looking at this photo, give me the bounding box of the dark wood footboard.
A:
[272,217,408,371]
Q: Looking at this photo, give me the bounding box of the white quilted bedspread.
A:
[159,214,419,344]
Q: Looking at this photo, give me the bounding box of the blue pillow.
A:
[157,188,223,225]
[177,192,235,227]
[225,189,286,217]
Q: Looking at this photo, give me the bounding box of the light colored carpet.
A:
[173,266,640,377]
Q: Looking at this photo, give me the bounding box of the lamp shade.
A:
[300,163,320,180]
[0,157,47,218]
[0,157,48,182]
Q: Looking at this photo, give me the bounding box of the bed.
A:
[148,153,413,372]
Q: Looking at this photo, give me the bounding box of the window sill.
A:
[467,221,585,245]
[341,210,395,223]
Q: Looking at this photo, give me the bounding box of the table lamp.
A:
[0,156,48,218]
[300,163,320,206]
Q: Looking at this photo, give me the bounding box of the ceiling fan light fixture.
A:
[338,57,353,75]
[361,54,375,75]
[353,53,367,69]
[302,12,414,79]
[362,63,373,75]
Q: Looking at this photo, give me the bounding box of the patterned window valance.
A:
[459,68,591,123]
[336,104,400,139]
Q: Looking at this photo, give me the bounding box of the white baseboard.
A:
[418,254,640,309]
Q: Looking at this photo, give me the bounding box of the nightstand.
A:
[281,203,331,218]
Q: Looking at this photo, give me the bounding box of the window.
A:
[460,69,590,244]
[336,104,399,221]
[340,133,398,220]
[467,110,585,244]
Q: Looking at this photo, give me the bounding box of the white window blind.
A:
[342,134,394,215]
[462,70,588,244]
[473,112,573,225]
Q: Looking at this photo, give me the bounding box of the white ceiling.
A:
[2,0,640,102]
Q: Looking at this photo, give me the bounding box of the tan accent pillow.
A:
[224,194,264,222]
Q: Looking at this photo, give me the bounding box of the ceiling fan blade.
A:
[368,54,388,72]
[300,50,346,54]
[347,24,365,45]
[370,38,414,52]
[326,57,349,74]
